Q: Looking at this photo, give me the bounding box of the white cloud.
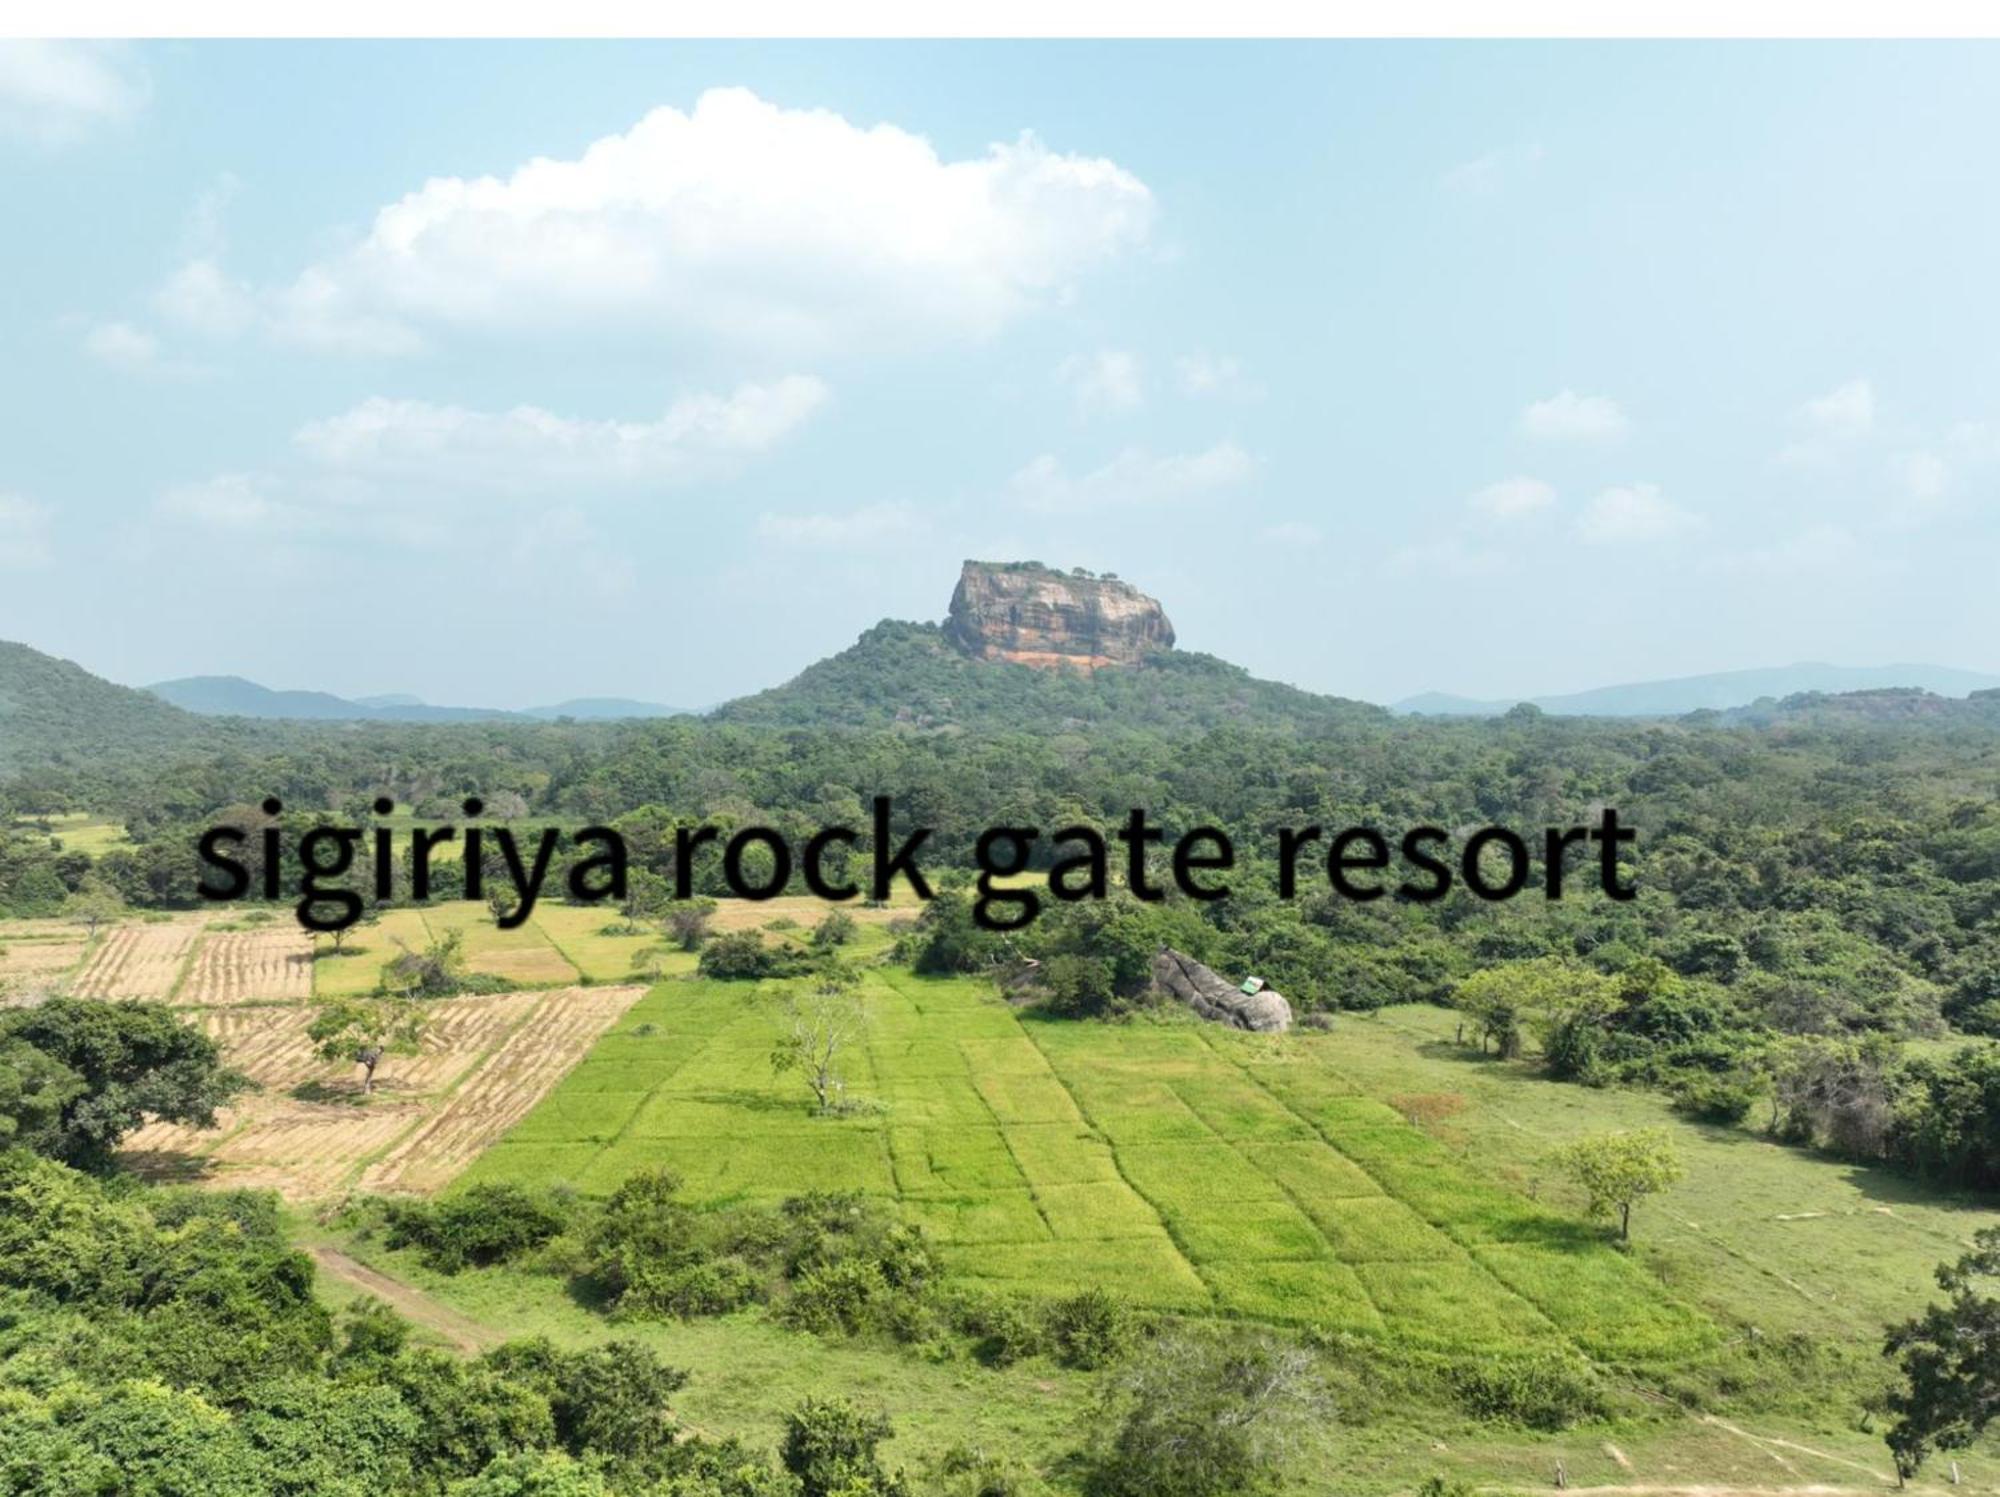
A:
[0,493,52,569]
[292,377,828,491]
[1575,483,1702,544]
[1519,389,1629,442]
[1469,476,1556,521]
[0,42,147,145]
[756,501,928,549]
[1802,378,1874,438]
[1005,442,1255,514]
[156,474,293,533]
[163,87,1153,357]
[1441,143,1545,198]
[81,321,161,372]
[1056,350,1144,416]
[1174,353,1259,401]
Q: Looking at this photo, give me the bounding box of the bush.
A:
[955,1294,1043,1367]
[1447,1352,1602,1430]
[697,931,801,981]
[385,1184,569,1273]
[1672,1073,1759,1125]
[781,1397,907,1497]
[1044,1288,1130,1370]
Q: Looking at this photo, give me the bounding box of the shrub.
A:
[1672,1073,1759,1125]
[1043,1288,1131,1370]
[1447,1352,1602,1430]
[697,931,801,981]
[781,1397,907,1497]
[385,1184,569,1273]
[955,1294,1044,1367]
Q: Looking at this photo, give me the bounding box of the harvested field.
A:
[179,927,315,1005]
[361,985,652,1192]
[121,985,645,1198]
[70,918,207,1000]
[0,938,87,981]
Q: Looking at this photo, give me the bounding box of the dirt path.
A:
[308,1245,498,1355]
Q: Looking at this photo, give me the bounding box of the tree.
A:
[0,999,251,1170]
[699,930,792,981]
[1090,1328,1329,1497]
[664,898,716,952]
[1884,1227,2000,1482]
[382,929,469,998]
[1453,967,1529,1058]
[771,969,862,1114]
[1549,1128,1685,1241]
[60,882,124,938]
[309,996,427,1095]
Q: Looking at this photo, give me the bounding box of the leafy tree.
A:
[0,999,251,1169]
[699,930,793,981]
[60,881,124,937]
[383,929,471,997]
[309,996,427,1096]
[1884,1226,2000,1482]
[1549,1128,1685,1241]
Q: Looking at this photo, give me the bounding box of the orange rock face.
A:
[942,561,1175,672]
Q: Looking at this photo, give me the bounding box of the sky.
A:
[1,39,1996,709]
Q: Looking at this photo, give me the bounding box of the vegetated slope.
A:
[712,619,1383,734]
[0,640,229,772]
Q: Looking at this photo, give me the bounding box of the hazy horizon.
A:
[4,41,1998,706]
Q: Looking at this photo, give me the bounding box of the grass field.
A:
[457,968,1729,1365]
[9,811,133,857]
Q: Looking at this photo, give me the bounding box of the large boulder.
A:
[1150,948,1292,1033]
[943,561,1174,672]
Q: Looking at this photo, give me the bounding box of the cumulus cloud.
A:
[1706,525,1882,579]
[81,321,162,372]
[756,501,928,549]
[1005,442,1255,514]
[160,88,1153,358]
[1520,390,1630,442]
[1390,534,1507,578]
[1575,483,1702,544]
[1056,350,1144,416]
[292,377,828,491]
[156,474,295,533]
[0,42,147,145]
[1803,378,1874,437]
[1174,353,1259,401]
[0,493,52,569]
[1469,476,1556,521]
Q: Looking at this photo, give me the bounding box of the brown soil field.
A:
[179,927,316,1005]
[121,985,644,1198]
[0,938,88,981]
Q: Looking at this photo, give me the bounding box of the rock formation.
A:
[1150,948,1293,1033]
[943,561,1174,672]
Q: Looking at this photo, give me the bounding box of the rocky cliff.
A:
[942,561,1175,672]
[1150,948,1293,1033]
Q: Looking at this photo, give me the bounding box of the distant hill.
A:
[0,641,223,772]
[147,678,689,724]
[713,618,1381,734]
[149,676,521,723]
[1394,663,2000,718]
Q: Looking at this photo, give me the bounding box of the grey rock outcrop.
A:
[1150,948,1292,1033]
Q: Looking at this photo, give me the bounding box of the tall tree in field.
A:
[1550,1128,1685,1241]
[308,996,427,1096]
[1884,1227,2000,1484]
[771,966,862,1115]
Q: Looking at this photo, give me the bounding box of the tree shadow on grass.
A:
[119,1148,217,1184]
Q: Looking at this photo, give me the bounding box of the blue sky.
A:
[1,40,1996,708]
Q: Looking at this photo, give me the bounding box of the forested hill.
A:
[711,619,1384,734]
[0,641,237,774]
